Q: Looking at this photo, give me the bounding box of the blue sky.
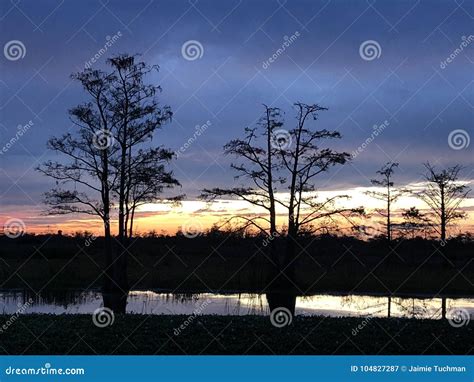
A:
[0,0,473,219]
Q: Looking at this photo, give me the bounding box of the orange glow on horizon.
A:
[2,185,473,236]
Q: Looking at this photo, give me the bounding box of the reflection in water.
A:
[0,289,473,319]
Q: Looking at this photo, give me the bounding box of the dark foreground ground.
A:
[0,315,472,355]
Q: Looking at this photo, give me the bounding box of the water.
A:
[1,290,473,319]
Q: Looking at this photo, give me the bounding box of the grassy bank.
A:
[0,314,472,355]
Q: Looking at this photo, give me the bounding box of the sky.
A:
[0,0,473,235]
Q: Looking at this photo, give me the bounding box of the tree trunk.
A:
[102,157,129,313]
[113,239,129,296]
[101,148,117,298]
[441,297,446,319]
[266,228,298,316]
[266,292,296,316]
[440,187,446,242]
[387,201,391,242]
[266,238,297,316]
[283,230,297,283]
[118,146,126,239]
[387,183,391,242]
[129,205,136,238]
[102,221,114,293]
[102,225,128,313]
[102,291,128,314]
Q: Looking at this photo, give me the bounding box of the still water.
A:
[0,290,473,318]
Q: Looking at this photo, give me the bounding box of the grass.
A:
[0,314,472,355]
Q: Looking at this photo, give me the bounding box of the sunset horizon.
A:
[4,181,474,236]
